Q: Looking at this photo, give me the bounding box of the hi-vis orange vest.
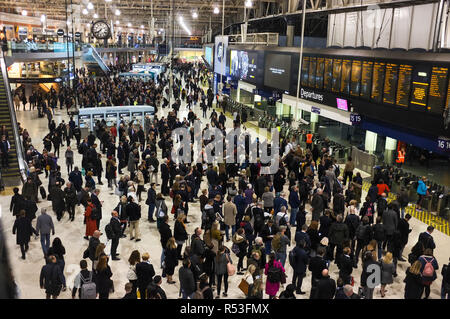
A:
[306,134,313,144]
[396,150,405,163]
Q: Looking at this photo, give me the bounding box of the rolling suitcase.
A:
[39,186,46,200]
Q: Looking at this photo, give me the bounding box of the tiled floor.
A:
[0,93,448,299]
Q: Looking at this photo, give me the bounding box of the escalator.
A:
[82,44,110,75]
[0,50,27,186]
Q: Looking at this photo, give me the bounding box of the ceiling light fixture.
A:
[213,7,219,14]
[245,0,253,8]
[82,8,89,15]
[192,11,198,19]
[178,16,192,36]
[116,20,120,25]
[115,9,121,16]
[40,14,46,23]
[21,10,27,16]
[127,23,132,27]
[140,25,144,29]
[93,13,99,19]
[87,2,94,10]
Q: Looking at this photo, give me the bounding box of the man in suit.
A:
[314,269,336,299]
[261,219,278,255]
[295,224,311,253]
[91,189,103,230]
[110,211,121,261]
[418,225,436,250]
[397,214,412,261]
[135,252,155,299]
[308,246,328,287]
[88,230,101,269]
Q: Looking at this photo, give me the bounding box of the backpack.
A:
[422,258,435,280]
[90,207,101,220]
[278,213,288,226]
[334,164,340,178]
[288,248,297,268]
[80,272,97,299]
[105,223,114,240]
[193,283,209,299]
[267,263,282,283]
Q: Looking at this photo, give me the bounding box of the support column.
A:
[384,137,397,165]
[310,113,319,133]
[286,17,295,47]
[365,130,378,154]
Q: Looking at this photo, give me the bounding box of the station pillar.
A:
[365,130,378,154]
[385,137,397,165]
[310,113,319,133]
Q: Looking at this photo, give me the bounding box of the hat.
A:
[320,237,329,246]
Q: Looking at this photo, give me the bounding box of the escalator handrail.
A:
[0,49,27,183]
[86,44,110,73]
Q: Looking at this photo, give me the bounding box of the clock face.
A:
[92,21,110,39]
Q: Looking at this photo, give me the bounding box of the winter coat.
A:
[404,268,424,299]
[84,203,98,237]
[382,209,398,236]
[12,216,35,245]
[264,260,285,296]
[328,222,349,245]
[214,252,231,276]
[381,261,395,285]
[223,201,237,226]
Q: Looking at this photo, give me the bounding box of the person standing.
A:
[135,252,156,299]
[174,213,188,260]
[214,246,232,298]
[39,255,65,299]
[35,208,55,257]
[223,195,237,242]
[84,198,98,241]
[12,210,37,260]
[416,176,428,211]
[64,182,77,222]
[380,252,395,298]
[146,183,157,222]
[94,255,113,299]
[440,258,450,299]
[109,211,122,261]
[343,156,354,186]
[179,259,196,299]
[91,189,103,230]
[327,214,349,262]
[87,230,101,269]
[0,135,11,168]
[397,214,412,261]
[265,252,286,298]
[404,260,425,299]
[418,248,439,299]
[164,238,178,285]
[127,196,141,242]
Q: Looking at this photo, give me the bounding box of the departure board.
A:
[446,80,450,112]
[395,64,413,107]
[383,63,398,105]
[308,57,317,87]
[360,61,373,100]
[350,60,362,96]
[315,57,325,90]
[340,59,352,95]
[324,58,333,91]
[371,62,386,103]
[428,66,448,114]
[301,57,309,86]
[331,59,342,92]
[410,81,429,108]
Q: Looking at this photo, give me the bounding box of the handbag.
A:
[238,278,249,295]
[226,254,236,276]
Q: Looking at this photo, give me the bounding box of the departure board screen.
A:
[446,80,450,113]
[360,61,373,100]
[411,82,429,108]
[301,56,309,86]
[428,66,448,114]
[315,57,325,90]
[308,57,317,87]
[340,59,352,95]
[350,60,362,96]
[324,58,333,91]
[331,59,342,92]
[395,64,413,107]
[371,62,386,103]
[383,63,398,105]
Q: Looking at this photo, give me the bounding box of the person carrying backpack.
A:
[418,248,439,299]
[72,259,97,299]
[354,216,372,267]
[264,252,286,299]
[289,240,309,295]
[193,274,213,299]
[441,258,450,299]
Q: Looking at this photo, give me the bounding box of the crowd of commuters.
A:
[7,59,450,300]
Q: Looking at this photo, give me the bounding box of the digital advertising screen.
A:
[204,46,213,67]
[264,53,292,92]
[214,36,228,76]
[336,98,349,111]
[229,50,258,83]
[410,66,430,110]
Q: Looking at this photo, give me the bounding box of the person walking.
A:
[127,250,140,295]
[164,237,178,285]
[174,213,188,260]
[84,198,98,240]
[38,254,65,299]
[404,260,425,299]
[416,176,428,211]
[223,195,237,242]
[12,210,37,260]
[440,258,450,299]
[418,248,439,299]
[65,146,74,174]
[35,207,55,257]
[109,211,122,261]
[380,252,395,298]
[146,183,157,222]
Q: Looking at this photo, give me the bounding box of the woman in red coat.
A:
[84,198,98,239]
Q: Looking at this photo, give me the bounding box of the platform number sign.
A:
[437,137,450,151]
[350,113,362,125]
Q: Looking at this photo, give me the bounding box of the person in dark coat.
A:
[404,260,424,299]
[291,240,309,294]
[163,238,178,284]
[314,269,336,299]
[174,213,188,260]
[338,247,353,285]
[69,166,83,192]
[10,187,25,217]
[319,210,332,239]
[50,183,66,221]
[311,190,325,221]
[12,210,37,259]
[179,259,196,299]
[308,246,328,287]
[327,214,349,262]
[94,255,113,299]
[418,226,436,250]
[39,255,65,299]
[64,182,78,222]
[397,214,412,261]
[135,252,156,299]
[109,211,122,260]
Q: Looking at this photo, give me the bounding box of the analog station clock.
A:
[92,20,111,39]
